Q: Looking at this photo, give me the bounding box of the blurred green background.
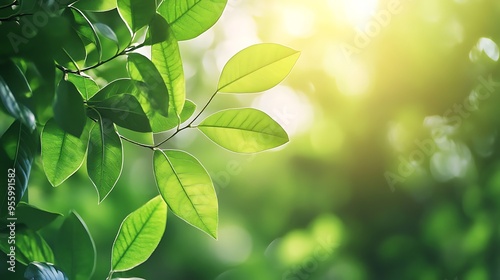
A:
[11,0,500,279]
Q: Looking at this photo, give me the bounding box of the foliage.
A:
[0,0,299,278]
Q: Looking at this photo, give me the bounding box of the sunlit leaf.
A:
[67,73,100,100]
[149,99,196,132]
[153,150,218,238]
[111,196,167,272]
[73,0,117,11]
[56,211,96,280]
[24,262,68,280]
[94,22,120,53]
[66,7,101,66]
[117,0,156,33]
[87,112,123,203]
[218,43,300,93]
[158,0,227,40]
[54,79,87,137]
[90,78,140,101]
[127,53,169,117]
[88,94,151,132]
[0,76,35,131]
[42,118,92,187]
[151,16,185,117]
[198,108,289,153]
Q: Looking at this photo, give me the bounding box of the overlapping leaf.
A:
[67,73,100,100]
[53,80,87,137]
[153,150,218,238]
[198,108,289,153]
[117,0,156,33]
[0,76,35,131]
[24,262,68,280]
[0,229,55,265]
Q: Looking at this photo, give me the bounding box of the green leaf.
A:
[144,13,169,45]
[117,0,156,33]
[8,202,62,231]
[67,73,100,100]
[66,7,102,66]
[111,196,167,272]
[147,99,196,132]
[0,121,37,216]
[73,0,117,11]
[0,59,31,100]
[0,229,55,265]
[0,76,36,131]
[151,17,185,117]
[127,53,169,117]
[53,79,87,137]
[153,150,218,238]
[198,108,289,153]
[41,118,92,187]
[217,43,300,93]
[87,112,123,203]
[158,0,227,40]
[94,22,120,53]
[24,262,68,280]
[56,211,96,280]
[90,78,140,101]
[88,94,151,132]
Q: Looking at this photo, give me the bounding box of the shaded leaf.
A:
[24,262,68,280]
[88,94,151,132]
[56,211,96,280]
[198,108,289,153]
[117,0,156,33]
[218,43,300,93]
[87,112,123,203]
[53,80,87,137]
[0,76,36,131]
[153,150,218,238]
[111,196,167,272]
[72,0,116,11]
[41,118,92,187]
[158,0,227,40]
[94,22,120,53]
[4,202,62,231]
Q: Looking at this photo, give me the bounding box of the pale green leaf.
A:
[153,150,218,238]
[111,196,167,272]
[87,112,123,203]
[198,108,289,153]
[151,17,185,117]
[218,43,300,93]
[158,0,227,40]
[73,0,117,11]
[67,73,100,100]
[42,118,92,187]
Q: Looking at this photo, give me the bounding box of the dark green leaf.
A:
[41,118,92,187]
[198,108,289,153]
[56,211,96,280]
[144,13,169,45]
[66,7,102,66]
[117,0,156,33]
[53,79,87,137]
[88,94,151,132]
[0,76,36,131]
[7,202,62,231]
[158,0,227,40]
[0,59,31,100]
[153,150,218,238]
[0,121,37,218]
[24,262,68,280]
[111,196,167,272]
[87,112,123,203]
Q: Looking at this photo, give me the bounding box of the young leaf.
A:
[0,229,55,265]
[0,121,37,214]
[24,262,68,280]
[111,196,167,272]
[127,53,169,117]
[151,16,185,117]
[153,150,218,238]
[67,73,100,100]
[56,211,96,280]
[87,113,123,203]
[42,118,92,187]
[217,43,300,93]
[10,202,62,231]
[117,0,156,33]
[158,0,227,40]
[88,94,152,132]
[198,108,289,153]
[0,76,36,131]
[0,59,31,100]
[54,79,87,137]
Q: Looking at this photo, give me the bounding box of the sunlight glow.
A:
[328,0,379,27]
[281,5,315,37]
